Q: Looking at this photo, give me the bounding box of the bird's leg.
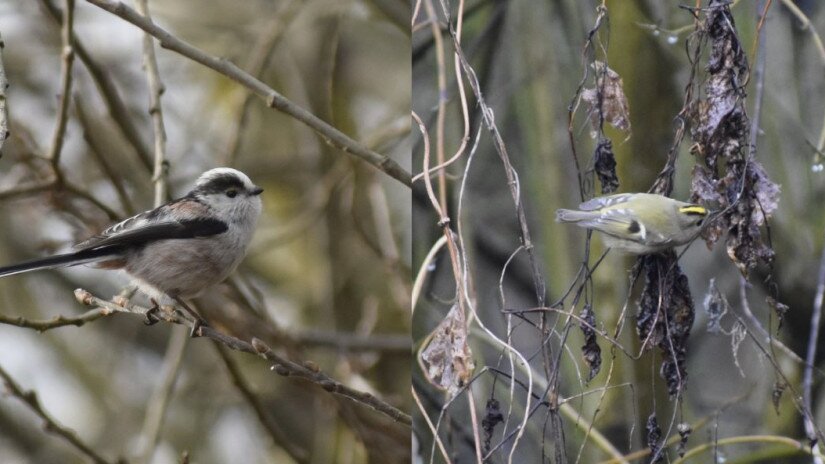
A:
[144,298,161,326]
[172,296,207,338]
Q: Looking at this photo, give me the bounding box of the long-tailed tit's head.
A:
[190,168,263,224]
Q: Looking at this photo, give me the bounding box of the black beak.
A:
[250,186,264,196]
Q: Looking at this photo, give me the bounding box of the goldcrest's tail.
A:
[555,209,595,223]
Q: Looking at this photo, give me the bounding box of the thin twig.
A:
[250,338,412,426]
[62,181,121,220]
[0,307,111,331]
[39,0,154,170]
[0,364,115,464]
[777,0,825,155]
[46,0,76,182]
[803,234,825,458]
[74,95,136,215]
[0,32,8,154]
[84,0,411,187]
[224,0,302,166]
[0,182,56,201]
[134,0,168,205]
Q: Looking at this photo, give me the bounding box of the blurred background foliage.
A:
[413,0,825,462]
[0,0,410,463]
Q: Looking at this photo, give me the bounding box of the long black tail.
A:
[0,247,119,278]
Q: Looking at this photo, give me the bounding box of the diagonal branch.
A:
[0,364,115,464]
[84,0,412,187]
[71,289,413,427]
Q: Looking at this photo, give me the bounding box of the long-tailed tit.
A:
[0,167,263,335]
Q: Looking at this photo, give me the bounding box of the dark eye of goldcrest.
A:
[696,218,703,226]
[226,189,238,198]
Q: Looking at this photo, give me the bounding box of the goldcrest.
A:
[556,193,707,254]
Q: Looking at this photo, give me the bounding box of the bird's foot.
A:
[144,298,161,326]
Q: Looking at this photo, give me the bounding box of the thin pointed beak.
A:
[250,186,264,196]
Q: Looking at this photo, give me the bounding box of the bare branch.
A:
[39,0,154,171]
[84,0,412,187]
[74,95,136,215]
[73,289,412,427]
[133,0,168,205]
[46,0,76,180]
[0,307,111,331]
[250,338,412,426]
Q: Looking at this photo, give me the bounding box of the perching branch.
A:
[250,338,412,426]
[84,0,412,187]
[72,289,412,427]
[0,307,111,331]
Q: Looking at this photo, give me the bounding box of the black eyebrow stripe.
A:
[196,174,246,194]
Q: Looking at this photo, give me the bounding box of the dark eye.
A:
[226,189,238,198]
[696,218,704,226]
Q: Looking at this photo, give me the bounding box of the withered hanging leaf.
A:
[481,398,504,453]
[748,161,780,226]
[593,139,619,194]
[702,278,728,333]
[581,61,631,137]
[637,253,696,396]
[646,413,663,463]
[579,304,602,381]
[677,423,692,458]
[690,166,727,247]
[687,0,782,280]
[420,304,475,397]
[690,165,723,204]
[691,0,749,172]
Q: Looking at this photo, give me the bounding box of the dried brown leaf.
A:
[637,252,695,396]
[579,304,602,381]
[593,139,619,194]
[646,413,663,463]
[581,61,631,137]
[420,304,475,397]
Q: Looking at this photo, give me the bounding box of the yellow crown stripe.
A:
[679,206,707,215]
